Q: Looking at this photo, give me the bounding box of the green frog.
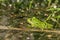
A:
[27,17,53,30]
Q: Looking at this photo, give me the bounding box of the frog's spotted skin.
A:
[27,17,53,29]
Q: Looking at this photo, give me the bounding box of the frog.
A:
[27,17,53,30]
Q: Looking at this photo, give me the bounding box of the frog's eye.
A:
[33,17,36,19]
[32,17,36,20]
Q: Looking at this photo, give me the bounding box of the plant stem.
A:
[29,0,33,9]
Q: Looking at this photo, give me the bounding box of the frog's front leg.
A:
[41,28,44,31]
[31,24,35,27]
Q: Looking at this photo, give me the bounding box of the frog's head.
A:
[27,17,36,24]
[27,18,32,24]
